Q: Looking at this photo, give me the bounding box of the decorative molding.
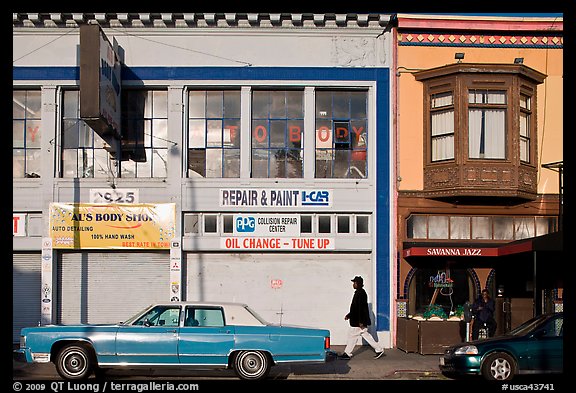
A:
[12,13,392,29]
[398,31,562,49]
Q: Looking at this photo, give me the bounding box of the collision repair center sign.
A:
[49,203,175,249]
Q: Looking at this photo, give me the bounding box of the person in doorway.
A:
[472,289,497,340]
[339,276,385,360]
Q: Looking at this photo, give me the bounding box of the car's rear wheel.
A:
[482,352,516,381]
[233,350,271,381]
[55,344,93,380]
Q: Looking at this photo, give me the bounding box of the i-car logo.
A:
[301,190,330,206]
[236,216,256,232]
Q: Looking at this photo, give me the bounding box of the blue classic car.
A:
[15,302,332,380]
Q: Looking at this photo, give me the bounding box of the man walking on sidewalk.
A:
[339,276,384,360]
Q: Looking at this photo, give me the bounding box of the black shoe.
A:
[374,351,384,359]
[338,353,351,360]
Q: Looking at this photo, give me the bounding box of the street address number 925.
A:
[90,189,139,204]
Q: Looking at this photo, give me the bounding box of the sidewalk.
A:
[13,345,447,380]
[283,345,446,380]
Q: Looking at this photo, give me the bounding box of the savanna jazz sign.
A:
[49,203,175,249]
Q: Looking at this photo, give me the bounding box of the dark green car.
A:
[440,312,563,381]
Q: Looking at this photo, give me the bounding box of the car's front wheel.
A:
[233,350,271,381]
[55,344,93,380]
[482,352,516,381]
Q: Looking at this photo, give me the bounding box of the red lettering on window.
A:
[28,126,39,142]
[289,126,301,142]
[336,127,349,139]
[227,125,239,141]
[253,125,267,143]
[352,126,364,142]
[317,126,331,142]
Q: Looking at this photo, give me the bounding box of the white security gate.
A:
[58,252,169,325]
[185,253,373,345]
[13,253,41,343]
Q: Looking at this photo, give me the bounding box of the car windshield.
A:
[121,305,155,325]
[244,306,270,325]
[506,314,555,336]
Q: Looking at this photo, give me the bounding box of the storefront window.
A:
[410,267,474,316]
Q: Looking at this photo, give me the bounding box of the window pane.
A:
[428,216,449,239]
[13,149,25,177]
[316,91,332,118]
[252,91,269,118]
[431,92,453,108]
[356,216,369,234]
[450,217,471,239]
[13,91,26,118]
[206,149,222,178]
[206,91,223,118]
[318,216,331,233]
[189,119,206,148]
[188,149,206,177]
[252,149,268,178]
[152,149,168,178]
[224,90,241,117]
[223,215,233,233]
[286,149,303,178]
[472,216,492,239]
[204,215,217,233]
[270,120,285,147]
[514,217,534,240]
[223,149,240,178]
[189,91,206,118]
[184,214,200,234]
[350,91,367,118]
[333,91,350,118]
[13,120,25,148]
[535,217,554,236]
[62,90,79,117]
[152,91,168,117]
[207,120,222,147]
[270,91,285,118]
[286,90,304,118]
[493,217,514,240]
[407,215,427,239]
[337,216,350,233]
[26,91,41,117]
[301,216,312,233]
[469,109,506,159]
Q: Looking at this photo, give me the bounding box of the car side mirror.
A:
[144,319,151,327]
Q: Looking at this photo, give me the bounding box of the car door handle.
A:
[219,329,231,334]
[167,329,177,333]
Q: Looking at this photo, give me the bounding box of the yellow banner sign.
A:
[49,203,176,249]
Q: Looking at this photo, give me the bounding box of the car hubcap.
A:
[63,351,87,376]
[240,352,264,376]
[490,358,511,380]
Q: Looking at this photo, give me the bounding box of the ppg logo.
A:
[301,191,330,206]
[236,216,256,232]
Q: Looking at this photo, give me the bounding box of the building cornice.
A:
[13,13,392,29]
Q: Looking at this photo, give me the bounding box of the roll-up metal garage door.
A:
[58,252,169,325]
[185,253,372,345]
[13,253,41,343]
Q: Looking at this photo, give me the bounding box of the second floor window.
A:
[61,90,115,178]
[431,92,454,162]
[188,90,241,178]
[468,89,507,160]
[13,90,41,178]
[315,90,368,178]
[121,90,168,178]
[251,90,304,178]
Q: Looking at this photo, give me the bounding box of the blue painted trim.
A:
[13,65,392,331]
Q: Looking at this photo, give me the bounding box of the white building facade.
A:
[13,12,394,346]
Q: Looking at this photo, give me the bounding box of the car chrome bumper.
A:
[13,348,50,363]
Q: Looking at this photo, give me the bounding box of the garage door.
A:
[185,253,373,344]
[13,253,41,343]
[58,252,169,325]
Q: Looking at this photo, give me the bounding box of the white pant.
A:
[344,326,383,356]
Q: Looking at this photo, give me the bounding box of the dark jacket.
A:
[346,287,371,327]
[472,296,495,323]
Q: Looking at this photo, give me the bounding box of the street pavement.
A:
[13,345,447,381]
